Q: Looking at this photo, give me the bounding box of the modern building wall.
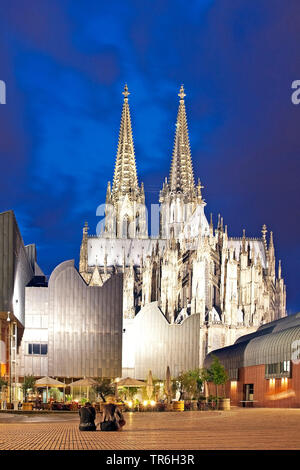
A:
[0,210,34,327]
[17,287,49,378]
[123,302,202,380]
[0,210,35,386]
[207,363,300,408]
[122,301,257,380]
[18,260,124,380]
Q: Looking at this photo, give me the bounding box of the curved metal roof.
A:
[235,312,300,345]
[205,313,300,369]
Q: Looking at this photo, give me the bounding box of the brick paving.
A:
[0,408,299,450]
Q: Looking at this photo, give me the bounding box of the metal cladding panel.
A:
[24,244,37,273]
[0,211,34,325]
[0,211,14,312]
[205,320,300,371]
[133,302,201,380]
[244,326,300,366]
[48,260,123,378]
[235,312,300,345]
[204,340,247,370]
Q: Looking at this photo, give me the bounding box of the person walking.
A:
[79,402,96,431]
[100,403,126,432]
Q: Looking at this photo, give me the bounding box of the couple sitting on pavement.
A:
[79,402,126,432]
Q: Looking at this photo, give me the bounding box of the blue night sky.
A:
[0,0,299,313]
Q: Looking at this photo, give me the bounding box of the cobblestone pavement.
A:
[0,408,299,450]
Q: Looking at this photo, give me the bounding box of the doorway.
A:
[244,384,254,401]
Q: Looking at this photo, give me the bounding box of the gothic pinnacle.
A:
[196,178,204,199]
[261,224,268,255]
[169,85,195,194]
[278,259,282,279]
[269,231,274,254]
[112,83,139,198]
[83,221,89,235]
[122,83,130,99]
[242,228,246,253]
[178,84,186,100]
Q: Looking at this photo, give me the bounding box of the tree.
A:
[93,378,115,402]
[206,356,228,407]
[173,369,206,400]
[49,388,60,401]
[22,375,36,402]
[0,378,7,390]
[0,378,7,400]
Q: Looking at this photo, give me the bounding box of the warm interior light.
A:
[150,400,155,406]
[143,400,148,406]
[128,401,133,408]
[231,381,237,389]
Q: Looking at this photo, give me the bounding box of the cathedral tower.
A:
[159,85,209,239]
[104,84,147,239]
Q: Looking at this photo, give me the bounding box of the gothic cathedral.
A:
[79,84,286,362]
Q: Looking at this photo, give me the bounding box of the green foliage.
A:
[49,388,61,401]
[0,378,7,390]
[205,356,228,403]
[152,377,161,400]
[80,397,88,405]
[22,375,36,401]
[93,378,115,402]
[128,387,138,400]
[65,394,72,403]
[207,356,228,387]
[173,369,207,400]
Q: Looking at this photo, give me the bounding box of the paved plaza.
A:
[0,408,299,450]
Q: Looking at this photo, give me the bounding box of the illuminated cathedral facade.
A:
[79,84,286,366]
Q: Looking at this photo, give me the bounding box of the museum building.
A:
[205,313,300,407]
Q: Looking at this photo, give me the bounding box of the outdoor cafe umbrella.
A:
[146,370,154,400]
[68,378,97,401]
[115,377,146,387]
[115,377,146,402]
[35,376,67,403]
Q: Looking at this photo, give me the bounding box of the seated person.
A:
[79,402,96,431]
[100,403,126,432]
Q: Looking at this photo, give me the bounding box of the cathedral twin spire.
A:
[105,83,200,239]
[112,84,139,201]
[111,83,198,202]
[169,85,195,195]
